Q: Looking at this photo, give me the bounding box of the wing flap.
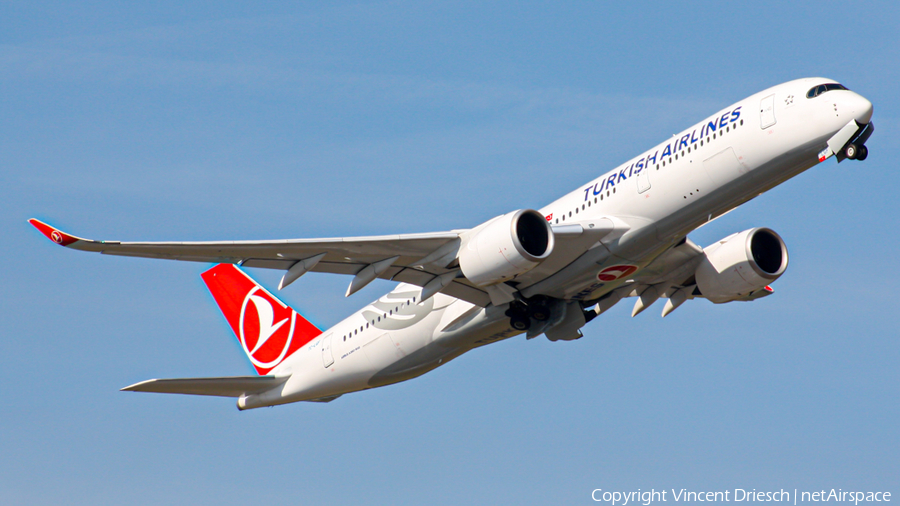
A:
[121,375,287,398]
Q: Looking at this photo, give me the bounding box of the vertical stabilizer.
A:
[201,264,321,375]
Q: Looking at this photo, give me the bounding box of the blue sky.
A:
[2,2,898,505]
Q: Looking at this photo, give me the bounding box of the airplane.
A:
[29,77,874,409]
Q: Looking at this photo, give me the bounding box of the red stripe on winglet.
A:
[28,219,79,246]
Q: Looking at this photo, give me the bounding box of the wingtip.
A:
[28,218,81,246]
[120,379,157,392]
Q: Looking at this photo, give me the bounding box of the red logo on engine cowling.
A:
[597,264,638,282]
[239,287,297,370]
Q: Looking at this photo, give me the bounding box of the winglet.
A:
[28,219,84,247]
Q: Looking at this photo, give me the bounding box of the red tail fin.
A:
[201,264,321,375]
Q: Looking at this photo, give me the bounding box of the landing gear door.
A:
[760,94,776,129]
[322,334,334,368]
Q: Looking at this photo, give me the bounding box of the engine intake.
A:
[695,228,788,303]
[459,209,554,286]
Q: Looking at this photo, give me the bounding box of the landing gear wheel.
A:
[510,315,531,331]
[856,145,868,161]
[529,303,550,322]
[505,302,532,331]
[844,143,859,160]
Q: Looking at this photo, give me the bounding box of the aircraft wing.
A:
[28,218,492,306]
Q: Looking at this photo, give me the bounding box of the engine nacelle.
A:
[695,228,788,303]
[459,209,554,286]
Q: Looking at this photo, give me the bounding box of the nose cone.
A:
[850,93,874,124]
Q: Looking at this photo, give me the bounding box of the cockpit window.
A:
[806,83,849,98]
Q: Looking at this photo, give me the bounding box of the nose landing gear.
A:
[844,143,868,161]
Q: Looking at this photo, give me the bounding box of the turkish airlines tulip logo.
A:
[597,264,638,282]
[239,287,296,369]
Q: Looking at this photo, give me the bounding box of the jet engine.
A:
[695,228,788,303]
[458,209,554,286]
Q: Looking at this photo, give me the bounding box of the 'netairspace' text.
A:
[591,489,891,506]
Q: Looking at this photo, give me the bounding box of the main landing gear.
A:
[505,297,551,331]
[844,143,868,161]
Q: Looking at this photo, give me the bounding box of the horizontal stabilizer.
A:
[121,375,287,398]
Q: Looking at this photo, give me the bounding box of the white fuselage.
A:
[239,78,873,409]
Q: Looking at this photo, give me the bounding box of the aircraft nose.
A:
[850,93,873,124]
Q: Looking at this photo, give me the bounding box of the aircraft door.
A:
[636,167,651,193]
[760,94,776,129]
[322,334,334,367]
